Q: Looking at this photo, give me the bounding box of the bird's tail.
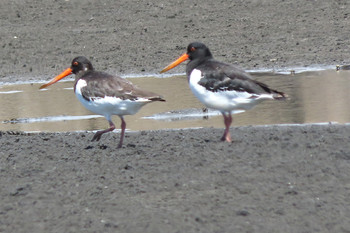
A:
[272,90,288,100]
[254,80,288,100]
[150,96,166,102]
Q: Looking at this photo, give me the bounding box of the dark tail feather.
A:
[150,96,166,102]
[255,80,288,100]
[272,90,288,100]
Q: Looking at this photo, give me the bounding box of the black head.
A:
[71,56,94,74]
[39,56,94,89]
[186,42,213,61]
[160,42,214,74]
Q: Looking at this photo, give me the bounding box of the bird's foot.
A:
[221,133,232,142]
[91,131,103,141]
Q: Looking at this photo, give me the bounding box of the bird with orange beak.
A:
[40,56,165,148]
[161,42,286,142]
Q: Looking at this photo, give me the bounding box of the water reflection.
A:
[0,70,349,132]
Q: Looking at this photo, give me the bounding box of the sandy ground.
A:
[1,0,350,232]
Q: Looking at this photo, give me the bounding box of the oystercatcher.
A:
[160,42,286,142]
[40,56,165,148]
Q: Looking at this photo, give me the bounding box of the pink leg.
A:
[221,112,232,142]
[91,120,115,142]
[118,116,126,148]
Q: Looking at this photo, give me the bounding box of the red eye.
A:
[73,61,78,66]
[190,47,196,52]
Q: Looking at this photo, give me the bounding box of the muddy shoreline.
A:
[1,0,350,82]
[1,0,350,232]
[1,125,350,232]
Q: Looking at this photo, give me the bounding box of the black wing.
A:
[197,60,285,97]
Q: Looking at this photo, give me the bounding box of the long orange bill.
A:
[160,53,189,73]
[39,68,73,89]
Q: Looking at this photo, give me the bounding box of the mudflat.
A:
[1,0,350,232]
[1,0,349,81]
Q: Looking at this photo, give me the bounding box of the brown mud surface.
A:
[1,0,350,232]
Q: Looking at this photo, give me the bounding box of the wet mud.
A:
[1,0,350,232]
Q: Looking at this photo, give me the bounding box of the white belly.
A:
[75,79,150,118]
[189,69,273,112]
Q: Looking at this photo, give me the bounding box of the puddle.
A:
[0,69,349,132]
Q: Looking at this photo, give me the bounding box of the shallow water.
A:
[0,69,349,132]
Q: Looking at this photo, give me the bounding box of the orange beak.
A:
[160,53,189,73]
[39,68,73,89]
